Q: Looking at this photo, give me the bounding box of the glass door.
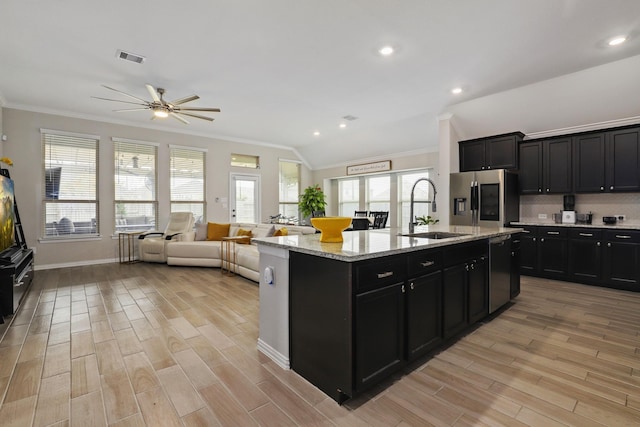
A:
[230,174,260,223]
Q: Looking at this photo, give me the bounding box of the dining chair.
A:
[354,210,368,217]
[371,211,389,229]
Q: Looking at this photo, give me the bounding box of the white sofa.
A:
[165,223,317,282]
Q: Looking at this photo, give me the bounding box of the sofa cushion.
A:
[207,222,230,241]
[195,222,207,241]
[167,241,221,259]
[253,225,275,238]
[236,245,259,272]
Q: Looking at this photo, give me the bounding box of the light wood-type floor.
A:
[1,263,639,426]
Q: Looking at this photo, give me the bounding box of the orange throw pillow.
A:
[273,227,288,237]
[236,228,252,244]
[207,222,230,241]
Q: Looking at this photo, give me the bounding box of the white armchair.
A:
[138,212,195,263]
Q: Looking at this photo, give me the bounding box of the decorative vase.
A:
[310,217,352,243]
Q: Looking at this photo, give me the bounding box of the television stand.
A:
[0,247,34,317]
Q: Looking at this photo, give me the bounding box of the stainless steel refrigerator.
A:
[449,169,519,227]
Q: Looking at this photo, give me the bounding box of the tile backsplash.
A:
[520,193,640,222]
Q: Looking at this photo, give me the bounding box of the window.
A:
[278,160,300,222]
[42,129,99,238]
[113,138,157,233]
[399,171,432,228]
[170,146,206,223]
[338,178,359,216]
[366,175,390,215]
[231,153,259,169]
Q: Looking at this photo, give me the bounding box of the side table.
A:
[118,231,144,263]
[221,236,247,276]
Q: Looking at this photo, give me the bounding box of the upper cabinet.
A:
[519,137,572,194]
[573,127,640,193]
[459,132,524,172]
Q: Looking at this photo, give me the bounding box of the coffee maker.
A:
[562,194,576,224]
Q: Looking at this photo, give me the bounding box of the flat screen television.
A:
[0,174,15,255]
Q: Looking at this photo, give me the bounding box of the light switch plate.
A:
[538,213,548,219]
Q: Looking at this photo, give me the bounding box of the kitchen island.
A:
[254,225,521,403]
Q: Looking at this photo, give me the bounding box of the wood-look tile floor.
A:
[1,263,640,426]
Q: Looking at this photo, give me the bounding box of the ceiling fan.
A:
[93,84,220,124]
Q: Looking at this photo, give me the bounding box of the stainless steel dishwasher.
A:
[489,235,512,313]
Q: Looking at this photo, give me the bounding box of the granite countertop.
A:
[513,220,640,230]
[253,225,522,262]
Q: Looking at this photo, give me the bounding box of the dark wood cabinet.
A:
[467,255,488,324]
[568,229,602,283]
[538,227,568,279]
[460,132,523,172]
[519,227,539,275]
[355,281,405,391]
[406,271,442,362]
[602,230,640,290]
[606,127,640,192]
[442,264,468,340]
[519,137,572,194]
[573,132,606,193]
[510,234,521,298]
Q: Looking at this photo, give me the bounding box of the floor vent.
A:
[116,50,146,64]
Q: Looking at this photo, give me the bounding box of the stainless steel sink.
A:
[399,231,468,239]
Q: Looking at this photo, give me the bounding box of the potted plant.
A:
[415,215,439,225]
[299,185,327,220]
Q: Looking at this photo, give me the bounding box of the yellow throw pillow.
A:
[236,228,252,244]
[273,227,288,237]
[207,222,230,241]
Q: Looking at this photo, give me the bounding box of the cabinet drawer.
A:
[443,241,487,267]
[539,227,567,238]
[604,230,640,243]
[569,229,602,240]
[355,256,406,292]
[407,249,442,278]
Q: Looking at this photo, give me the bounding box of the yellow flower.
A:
[0,157,13,166]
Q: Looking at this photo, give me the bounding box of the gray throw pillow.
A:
[195,222,207,241]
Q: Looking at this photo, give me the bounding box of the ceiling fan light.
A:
[154,109,169,118]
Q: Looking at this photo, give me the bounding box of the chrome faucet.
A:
[409,177,438,234]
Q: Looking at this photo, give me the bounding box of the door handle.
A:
[420,260,435,267]
[377,271,394,279]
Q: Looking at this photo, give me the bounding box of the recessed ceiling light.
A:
[608,36,627,46]
[451,87,463,95]
[378,46,394,56]
[339,123,346,129]
[313,131,320,136]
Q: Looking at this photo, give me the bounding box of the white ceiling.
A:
[2,0,640,169]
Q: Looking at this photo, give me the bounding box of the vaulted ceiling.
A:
[2,0,640,169]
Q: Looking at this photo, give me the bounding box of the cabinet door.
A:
[442,264,468,339]
[538,230,568,278]
[606,127,640,192]
[510,236,521,298]
[486,135,518,170]
[355,282,405,391]
[406,271,442,362]
[568,231,602,283]
[544,138,572,193]
[519,142,542,194]
[519,228,538,275]
[459,140,486,172]
[573,133,605,193]
[468,256,488,324]
[603,232,640,290]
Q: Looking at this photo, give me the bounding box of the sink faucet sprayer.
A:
[409,177,437,234]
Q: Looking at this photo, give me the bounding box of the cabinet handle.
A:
[533,237,536,242]
[465,264,469,271]
[402,284,405,293]
[546,188,550,192]
[607,243,611,247]
[487,166,491,169]
[600,186,604,191]
[579,233,593,237]
[470,263,475,270]
[377,271,394,279]
[522,230,530,234]
[410,282,415,290]
[420,260,435,267]
[541,238,545,242]
[511,251,515,256]
[538,188,542,193]
[513,239,520,243]
[597,242,601,247]
[547,231,560,235]
[610,186,614,190]
[481,166,485,170]
[615,235,631,239]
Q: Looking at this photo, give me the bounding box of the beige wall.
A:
[2,108,307,268]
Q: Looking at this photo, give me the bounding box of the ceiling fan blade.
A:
[176,107,221,112]
[101,85,149,103]
[113,108,150,112]
[178,112,215,122]
[169,95,199,106]
[169,112,190,124]
[92,96,148,106]
[146,84,161,102]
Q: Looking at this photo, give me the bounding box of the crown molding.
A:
[525,116,640,140]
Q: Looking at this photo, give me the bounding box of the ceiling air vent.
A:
[116,50,146,64]
[342,115,358,121]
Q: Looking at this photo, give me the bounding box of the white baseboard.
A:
[257,338,290,370]
[34,257,120,271]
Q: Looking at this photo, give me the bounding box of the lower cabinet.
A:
[519,227,538,275]
[355,281,405,391]
[568,229,602,283]
[468,255,489,324]
[538,227,568,279]
[443,264,468,340]
[602,230,640,290]
[510,234,521,298]
[406,271,442,362]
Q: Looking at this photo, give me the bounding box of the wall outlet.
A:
[616,214,626,221]
[538,213,548,219]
